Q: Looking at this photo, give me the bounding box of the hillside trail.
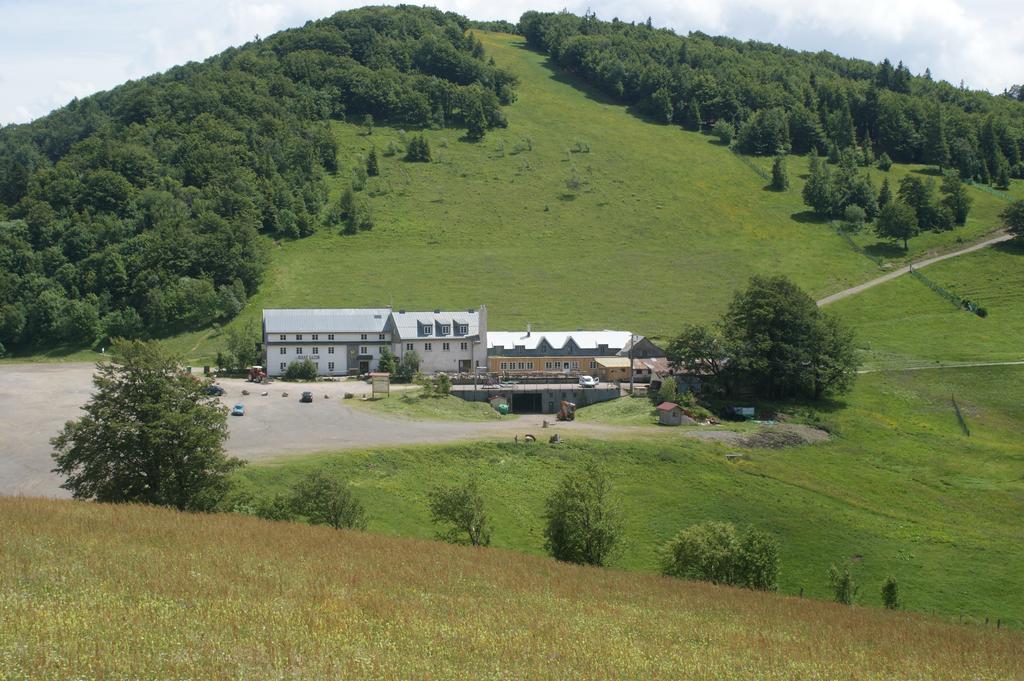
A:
[816,232,1013,306]
[858,360,1024,374]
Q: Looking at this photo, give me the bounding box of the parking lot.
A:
[0,363,565,497]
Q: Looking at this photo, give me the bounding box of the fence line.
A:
[908,266,987,316]
[964,179,1014,202]
[831,221,886,269]
[731,148,772,182]
[951,394,970,436]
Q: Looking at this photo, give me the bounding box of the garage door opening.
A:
[511,392,542,413]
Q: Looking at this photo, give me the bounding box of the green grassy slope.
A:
[234,365,1024,625]
[153,32,1018,365]
[830,241,1024,368]
[4,498,1020,679]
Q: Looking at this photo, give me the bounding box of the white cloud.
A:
[2,0,1023,125]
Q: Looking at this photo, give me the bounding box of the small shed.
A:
[594,356,631,382]
[657,401,685,426]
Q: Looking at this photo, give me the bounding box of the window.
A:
[442,342,450,351]
[460,342,468,351]
[440,324,450,335]
[516,362,525,370]
[328,334,335,341]
[360,334,367,340]
[500,362,508,370]
[360,346,368,355]
[457,324,468,335]
[296,347,303,355]
[527,362,534,369]
[328,347,334,354]
[379,333,386,340]
[563,362,570,370]
[406,343,413,351]
[312,334,319,341]
[571,361,579,369]
[280,362,286,372]
[296,334,303,341]
[422,326,432,336]
[279,347,286,355]
[424,343,432,352]
[312,347,319,355]
[590,361,597,369]
[279,334,286,341]
[328,362,335,372]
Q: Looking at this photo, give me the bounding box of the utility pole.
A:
[628,333,635,395]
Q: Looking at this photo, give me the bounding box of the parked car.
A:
[202,385,225,396]
[578,375,599,388]
[230,404,245,416]
[300,391,314,403]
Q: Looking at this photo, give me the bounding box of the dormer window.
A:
[439,324,451,336]
[456,324,468,335]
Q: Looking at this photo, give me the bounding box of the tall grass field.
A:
[1,497,1020,679]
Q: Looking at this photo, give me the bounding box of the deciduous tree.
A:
[428,477,492,546]
[543,461,621,566]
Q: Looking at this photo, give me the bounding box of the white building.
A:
[262,306,488,377]
[388,307,488,375]
[262,308,392,377]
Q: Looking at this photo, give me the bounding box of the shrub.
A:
[654,377,677,405]
[829,564,859,605]
[877,152,893,171]
[405,135,431,162]
[284,358,317,381]
[712,120,734,145]
[289,469,367,530]
[543,461,621,566]
[428,477,491,546]
[660,521,779,590]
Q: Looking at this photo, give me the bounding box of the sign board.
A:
[370,373,390,399]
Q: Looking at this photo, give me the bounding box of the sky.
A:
[2,0,1023,126]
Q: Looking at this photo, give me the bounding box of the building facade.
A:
[487,329,665,376]
[262,306,487,378]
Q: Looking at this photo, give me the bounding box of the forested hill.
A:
[519,11,1024,175]
[0,6,515,352]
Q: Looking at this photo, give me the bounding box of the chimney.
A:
[526,322,531,337]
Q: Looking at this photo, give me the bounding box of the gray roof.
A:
[390,309,480,340]
[488,330,636,353]
[263,308,391,334]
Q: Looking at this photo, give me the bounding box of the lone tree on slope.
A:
[51,339,242,511]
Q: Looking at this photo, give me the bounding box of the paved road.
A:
[0,363,640,498]
[817,233,1014,307]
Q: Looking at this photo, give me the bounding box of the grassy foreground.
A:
[234,366,1024,625]
[1,497,1020,680]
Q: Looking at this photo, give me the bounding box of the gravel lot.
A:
[0,363,609,497]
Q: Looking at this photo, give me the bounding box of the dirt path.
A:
[817,232,1013,307]
[858,360,1024,374]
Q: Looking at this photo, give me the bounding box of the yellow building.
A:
[487,329,665,378]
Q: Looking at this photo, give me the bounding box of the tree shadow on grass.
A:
[863,241,908,259]
[912,167,943,177]
[790,210,828,225]
[993,239,1024,255]
[558,193,578,201]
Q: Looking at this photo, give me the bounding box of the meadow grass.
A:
[1,496,1020,680]
[161,32,893,363]
[830,241,1024,368]
[233,366,1024,627]
[348,388,504,421]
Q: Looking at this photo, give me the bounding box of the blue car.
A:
[231,404,245,416]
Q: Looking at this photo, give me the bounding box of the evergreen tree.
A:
[878,177,892,207]
[922,101,950,168]
[366,146,379,176]
[465,101,488,141]
[876,152,893,171]
[881,576,901,610]
[686,99,703,131]
[861,132,875,166]
[770,155,789,191]
[995,154,1011,189]
[940,173,972,225]
[802,154,834,215]
[1000,200,1024,239]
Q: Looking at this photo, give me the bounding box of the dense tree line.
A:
[518,11,1024,177]
[0,6,516,351]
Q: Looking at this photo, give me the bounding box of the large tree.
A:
[721,276,860,399]
[543,461,621,566]
[666,324,727,387]
[875,200,920,249]
[51,340,241,510]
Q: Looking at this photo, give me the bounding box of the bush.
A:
[543,461,621,566]
[654,377,677,405]
[284,358,318,381]
[289,469,367,530]
[428,477,491,546]
[829,564,859,605]
[405,135,431,162]
[877,152,893,171]
[660,521,779,590]
[712,120,734,145]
